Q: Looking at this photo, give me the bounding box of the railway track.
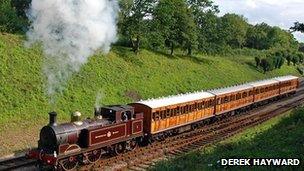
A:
[1,80,304,171]
[0,156,37,171]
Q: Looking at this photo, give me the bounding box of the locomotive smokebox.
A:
[48,111,57,126]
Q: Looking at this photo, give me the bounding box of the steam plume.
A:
[95,89,104,109]
[26,0,119,104]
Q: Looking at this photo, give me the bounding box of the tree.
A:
[297,52,304,63]
[274,51,285,69]
[11,0,31,19]
[0,0,27,33]
[186,0,221,53]
[277,57,285,69]
[246,23,272,50]
[285,52,292,66]
[220,14,249,48]
[118,0,156,54]
[153,0,198,55]
[291,22,304,33]
[260,58,270,74]
[292,55,299,66]
[254,56,261,67]
[246,23,298,51]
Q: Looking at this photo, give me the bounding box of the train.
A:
[27,75,299,170]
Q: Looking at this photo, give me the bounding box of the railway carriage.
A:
[249,79,280,103]
[208,84,254,115]
[275,75,299,94]
[130,91,215,138]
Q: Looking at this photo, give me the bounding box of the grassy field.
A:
[0,32,301,156]
[151,107,304,171]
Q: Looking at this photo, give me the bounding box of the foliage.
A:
[220,14,249,48]
[10,0,31,19]
[291,54,299,66]
[291,22,304,33]
[118,0,156,54]
[153,0,198,55]
[254,56,260,67]
[0,0,27,33]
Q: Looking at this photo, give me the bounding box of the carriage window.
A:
[185,105,189,113]
[261,88,264,93]
[242,92,247,98]
[221,97,225,104]
[230,95,234,101]
[176,107,180,115]
[255,89,259,94]
[166,109,170,117]
[202,101,205,109]
[209,100,213,107]
[161,110,166,119]
[224,96,229,103]
[236,93,241,100]
[249,91,253,96]
[153,111,160,121]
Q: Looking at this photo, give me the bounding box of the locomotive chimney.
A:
[94,107,102,119]
[49,111,57,126]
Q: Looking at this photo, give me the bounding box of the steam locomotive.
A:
[27,106,144,170]
[27,75,299,171]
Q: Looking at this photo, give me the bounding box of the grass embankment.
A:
[0,33,300,156]
[151,107,304,171]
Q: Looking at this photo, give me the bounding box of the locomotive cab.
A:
[96,105,137,123]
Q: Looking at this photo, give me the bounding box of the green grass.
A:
[151,107,304,171]
[0,32,300,156]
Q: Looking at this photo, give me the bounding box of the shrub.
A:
[0,0,27,33]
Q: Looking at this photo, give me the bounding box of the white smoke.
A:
[95,89,104,109]
[26,0,119,104]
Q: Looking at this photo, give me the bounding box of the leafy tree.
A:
[291,22,304,33]
[118,0,156,54]
[260,58,270,74]
[254,56,261,67]
[0,0,27,33]
[246,23,298,51]
[291,55,299,66]
[220,14,249,48]
[153,0,197,55]
[277,56,285,69]
[186,0,222,53]
[285,52,292,66]
[11,0,31,19]
[297,52,304,63]
[246,23,272,50]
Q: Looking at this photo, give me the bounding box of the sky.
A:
[214,0,304,42]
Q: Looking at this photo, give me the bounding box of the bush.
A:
[254,56,260,67]
[0,0,27,33]
[297,66,304,75]
[292,54,300,66]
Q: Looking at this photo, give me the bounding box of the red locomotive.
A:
[27,106,143,170]
[27,75,299,170]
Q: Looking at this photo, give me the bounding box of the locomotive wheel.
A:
[129,139,137,151]
[59,156,78,171]
[87,149,102,163]
[114,142,125,155]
